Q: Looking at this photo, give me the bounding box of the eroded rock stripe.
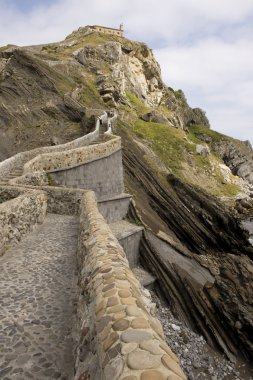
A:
[75,191,187,380]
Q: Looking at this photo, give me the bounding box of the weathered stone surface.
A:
[159,343,179,363]
[0,190,47,255]
[103,332,119,352]
[104,288,118,297]
[112,319,130,331]
[104,357,124,379]
[195,144,210,157]
[121,297,136,305]
[96,316,112,334]
[126,305,146,317]
[131,318,150,329]
[166,373,183,380]
[121,342,138,355]
[103,283,115,292]
[140,370,166,380]
[118,289,132,298]
[161,355,186,379]
[127,350,161,370]
[121,330,152,343]
[140,340,163,355]
[96,299,106,314]
[107,305,126,314]
[99,324,112,342]
[113,311,126,321]
[107,296,119,307]
[140,111,170,125]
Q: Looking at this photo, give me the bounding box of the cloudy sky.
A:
[0,0,253,143]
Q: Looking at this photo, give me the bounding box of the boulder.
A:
[140,111,170,125]
[196,144,210,157]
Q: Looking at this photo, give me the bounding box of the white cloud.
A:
[0,0,252,143]
[154,36,253,143]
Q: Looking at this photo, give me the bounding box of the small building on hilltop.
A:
[88,23,124,37]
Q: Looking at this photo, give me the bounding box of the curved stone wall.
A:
[0,116,101,179]
[0,190,47,256]
[75,191,187,380]
[24,136,121,173]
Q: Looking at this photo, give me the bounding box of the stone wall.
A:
[75,191,186,380]
[0,186,26,204]
[0,190,47,256]
[24,135,121,173]
[0,117,101,179]
[49,149,124,199]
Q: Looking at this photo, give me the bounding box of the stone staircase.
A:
[1,163,25,183]
[109,220,144,267]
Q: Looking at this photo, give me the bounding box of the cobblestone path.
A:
[0,214,79,380]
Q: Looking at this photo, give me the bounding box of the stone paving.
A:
[0,214,79,380]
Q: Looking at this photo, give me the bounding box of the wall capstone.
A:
[24,135,121,174]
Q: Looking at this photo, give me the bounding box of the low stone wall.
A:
[0,186,26,204]
[0,118,100,179]
[75,191,186,380]
[24,135,121,173]
[0,190,47,256]
[40,186,86,215]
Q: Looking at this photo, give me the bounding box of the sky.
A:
[0,0,253,143]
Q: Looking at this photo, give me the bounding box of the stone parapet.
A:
[24,135,121,174]
[75,191,187,380]
[0,118,100,180]
[0,190,47,256]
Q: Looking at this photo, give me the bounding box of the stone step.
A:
[109,220,143,268]
[97,193,132,223]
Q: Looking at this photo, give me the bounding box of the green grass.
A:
[133,119,193,176]
[188,124,230,144]
[81,78,104,107]
[125,92,150,115]
[130,119,240,197]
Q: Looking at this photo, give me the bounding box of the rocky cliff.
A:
[1,26,253,375]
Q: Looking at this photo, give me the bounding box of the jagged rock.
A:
[190,108,210,128]
[214,140,253,184]
[140,111,170,125]
[196,144,210,157]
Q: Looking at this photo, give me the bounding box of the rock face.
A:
[195,128,253,185]
[120,128,253,362]
[217,141,253,184]
[0,48,87,156]
[74,40,164,107]
[140,111,170,125]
